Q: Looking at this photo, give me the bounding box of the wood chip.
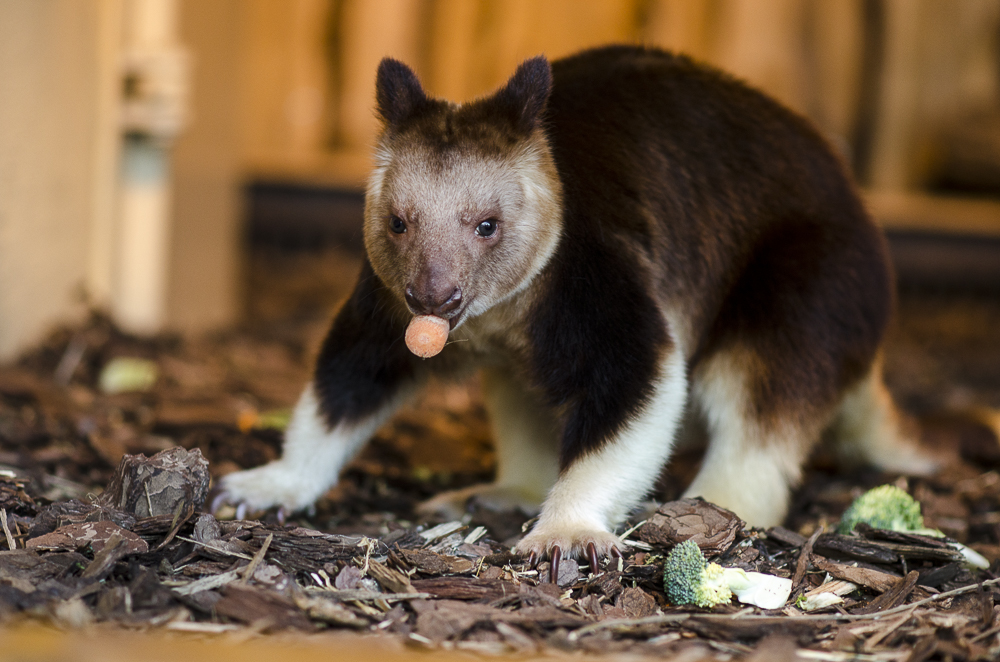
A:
[171,569,241,596]
[214,584,312,630]
[617,586,658,618]
[411,577,512,601]
[26,520,148,555]
[792,528,824,588]
[367,559,416,593]
[637,499,743,555]
[852,570,920,615]
[100,447,210,518]
[813,559,902,593]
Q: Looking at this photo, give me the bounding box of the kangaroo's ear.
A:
[488,56,552,135]
[375,58,428,126]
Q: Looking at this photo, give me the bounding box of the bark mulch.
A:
[1,250,1000,660]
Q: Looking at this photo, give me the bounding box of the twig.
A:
[53,332,88,386]
[302,587,432,602]
[240,532,273,584]
[153,502,193,551]
[174,536,254,560]
[144,482,154,518]
[970,623,1000,644]
[862,606,917,650]
[567,576,1000,640]
[761,576,1000,622]
[167,622,243,633]
[170,569,241,596]
[795,650,907,662]
[618,519,648,543]
[567,614,691,641]
[792,527,824,588]
[0,508,15,550]
[81,531,127,580]
[846,576,1000,620]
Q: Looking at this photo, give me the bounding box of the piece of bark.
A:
[215,584,312,630]
[293,593,369,628]
[851,570,920,615]
[399,548,475,575]
[767,526,808,548]
[812,558,902,593]
[686,617,821,645]
[81,531,128,580]
[26,520,148,555]
[127,567,177,612]
[542,557,580,586]
[637,499,743,555]
[335,565,363,590]
[854,524,955,549]
[813,534,901,564]
[519,582,563,608]
[0,476,36,517]
[368,559,416,593]
[502,605,586,628]
[28,500,135,539]
[131,514,183,537]
[917,562,962,589]
[616,587,657,618]
[410,576,511,601]
[248,527,362,572]
[587,570,624,600]
[576,593,604,618]
[100,447,210,518]
[411,599,502,642]
[792,529,824,588]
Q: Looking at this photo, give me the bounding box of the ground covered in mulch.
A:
[2,247,1000,661]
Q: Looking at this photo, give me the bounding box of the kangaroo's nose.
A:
[405,285,462,317]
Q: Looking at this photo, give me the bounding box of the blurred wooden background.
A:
[237,0,1000,192]
[1,0,999,359]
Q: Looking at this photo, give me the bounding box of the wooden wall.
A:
[0,1,115,359]
[234,0,1000,191]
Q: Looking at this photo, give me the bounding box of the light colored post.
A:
[113,0,189,333]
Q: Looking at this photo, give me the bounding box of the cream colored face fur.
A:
[363,130,563,326]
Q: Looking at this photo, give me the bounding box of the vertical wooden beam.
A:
[710,0,809,115]
[643,0,718,61]
[336,0,423,151]
[803,0,864,153]
[166,0,244,333]
[0,1,105,357]
[87,0,126,309]
[426,0,482,101]
[866,0,924,190]
[285,0,333,157]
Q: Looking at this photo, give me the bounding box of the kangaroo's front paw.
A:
[516,522,626,582]
[418,484,544,520]
[212,461,326,520]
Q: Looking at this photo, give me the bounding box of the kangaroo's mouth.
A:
[447,304,468,330]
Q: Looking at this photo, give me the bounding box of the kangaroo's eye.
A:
[476,218,498,238]
[389,214,406,234]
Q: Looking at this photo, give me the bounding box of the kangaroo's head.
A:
[363,56,563,329]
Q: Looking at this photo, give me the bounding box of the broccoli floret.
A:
[663,539,795,609]
[663,539,732,608]
[838,484,990,570]
[838,484,924,534]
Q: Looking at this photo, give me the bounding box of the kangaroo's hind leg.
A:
[684,348,830,527]
[828,360,938,475]
[684,218,897,527]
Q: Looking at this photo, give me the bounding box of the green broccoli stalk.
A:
[663,539,792,609]
[663,539,732,607]
[839,484,989,570]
